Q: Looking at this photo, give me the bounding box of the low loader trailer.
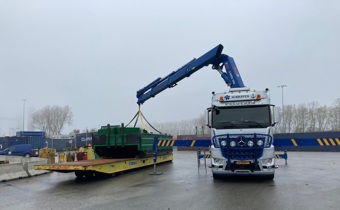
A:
[34,125,173,178]
[34,154,173,178]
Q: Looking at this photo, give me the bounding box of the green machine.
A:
[92,124,173,159]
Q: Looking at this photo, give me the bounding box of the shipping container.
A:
[16,131,46,137]
[45,138,71,152]
[26,136,45,149]
[8,137,27,146]
[75,132,95,147]
[0,137,8,150]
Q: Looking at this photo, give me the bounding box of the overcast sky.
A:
[1,0,339,136]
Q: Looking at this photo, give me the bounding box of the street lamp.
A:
[21,99,27,131]
[277,85,287,132]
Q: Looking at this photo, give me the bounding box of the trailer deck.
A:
[34,154,173,175]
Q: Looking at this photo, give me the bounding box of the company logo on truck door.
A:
[224,93,256,101]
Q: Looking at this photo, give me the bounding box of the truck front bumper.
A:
[212,166,275,177]
[211,156,276,178]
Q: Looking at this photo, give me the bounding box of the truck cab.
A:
[206,87,280,179]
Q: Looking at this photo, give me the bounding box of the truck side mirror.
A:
[205,108,212,128]
[273,107,281,125]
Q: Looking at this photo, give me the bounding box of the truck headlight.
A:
[262,158,274,167]
[257,140,264,146]
[247,141,254,147]
[230,141,236,147]
[213,158,224,166]
[221,140,227,147]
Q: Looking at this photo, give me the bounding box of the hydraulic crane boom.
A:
[136,44,245,105]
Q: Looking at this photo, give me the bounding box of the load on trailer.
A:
[93,124,173,158]
[137,44,280,179]
[34,124,173,178]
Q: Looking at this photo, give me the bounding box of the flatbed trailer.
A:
[34,154,173,178]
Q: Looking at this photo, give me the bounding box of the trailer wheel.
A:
[75,171,86,178]
[84,171,97,179]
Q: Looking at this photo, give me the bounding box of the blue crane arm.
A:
[136,44,245,105]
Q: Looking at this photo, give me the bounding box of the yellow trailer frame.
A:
[34,154,173,175]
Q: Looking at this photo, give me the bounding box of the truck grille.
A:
[222,147,263,160]
[212,134,272,160]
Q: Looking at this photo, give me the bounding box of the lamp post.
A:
[21,99,27,131]
[277,85,287,132]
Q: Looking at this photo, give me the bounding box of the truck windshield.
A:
[212,105,271,129]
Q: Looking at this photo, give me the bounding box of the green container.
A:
[93,124,173,158]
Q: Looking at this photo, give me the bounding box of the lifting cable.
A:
[125,106,163,134]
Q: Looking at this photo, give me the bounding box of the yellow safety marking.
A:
[275,154,281,159]
[335,138,340,146]
[317,138,324,146]
[157,140,175,147]
[329,138,336,146]
[323,138,330,146]
[291,139,298,146]
[190,140,196,147]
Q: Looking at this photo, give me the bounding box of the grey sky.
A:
[1,0,339,135]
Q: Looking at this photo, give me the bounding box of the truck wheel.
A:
[25,153,31,158]
[265,174,275,180]
[212,173,222,180]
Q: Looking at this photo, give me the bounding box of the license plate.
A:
[236,161,251,165]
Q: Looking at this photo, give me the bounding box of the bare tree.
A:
[294,104,308,133]
[306,101,319,132]
[31,105,73,137]
[315,105,329,131]
[71,129,80,136]
[135,113,208,137]
[90,128,97,132]
[191,114,209,135]
[52,105,73,135]
[329,98,340,131]
[284,105,296,133]
[30,108,48,131]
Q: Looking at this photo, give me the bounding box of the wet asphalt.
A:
[1,150,340,210]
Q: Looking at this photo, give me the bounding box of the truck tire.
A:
[265,174,275,180]
[25,153,31,158]
[212,173,222,180]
